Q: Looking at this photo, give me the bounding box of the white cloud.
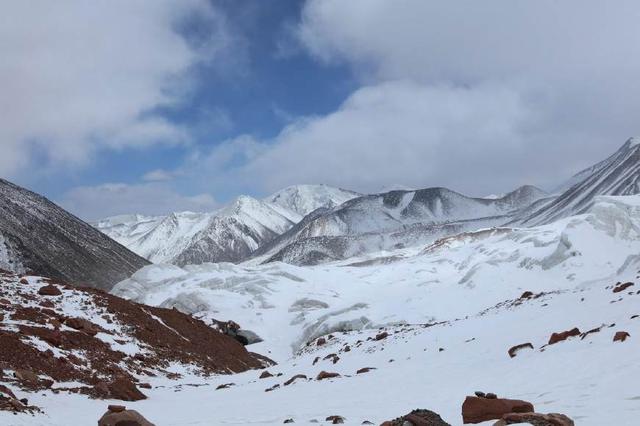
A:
[0,0,236,177]
[60,183,217,221]
[142,169,176,182]
[214,0,638,194]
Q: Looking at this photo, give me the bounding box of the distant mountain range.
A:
[0,179,149,291]
[92,138,640,267]
[3,137,638,284]
[92,184,360,266]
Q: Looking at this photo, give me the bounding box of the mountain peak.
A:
[265,184,360,217]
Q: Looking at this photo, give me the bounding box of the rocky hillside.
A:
[0,269,271,417]
[0,179,149,291]
[516,137,640,226]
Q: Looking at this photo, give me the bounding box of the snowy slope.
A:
[518,137,640,226]
[252,185,547,265]
[265,184,360,219]
[6,195,640,425]
[0,178,149,291]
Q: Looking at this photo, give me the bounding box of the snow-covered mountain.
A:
[251,185,547,265]
[85,194,640,425]
[517,137,640,226]
[94,185,358,266]
[0,178,149,291]
[264,184,360,219]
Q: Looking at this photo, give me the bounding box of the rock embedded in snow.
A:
[613,331,630,342]
[507,343,534,358]
[497,412,575,425]
[548,327,581,345]
[612,282,634,293]
[381,408,451,426]
[461,395,534,424]
[316,371,340,380]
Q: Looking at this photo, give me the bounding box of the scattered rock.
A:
[326,415,345,424]
[138,383,152,389]
[216,383,235,390]
[356,367,376,374]
[316,371,340,380]
[613,282,634,293]
[508,343,534,358]
[284,418,294,423]
[284,374,307,386]
[548,327,580,345]
[375,331,389,341]
[98,405,155,426]
[381,408,451,425]
[37,284,62,296]
[520,291,534,299]
[0,384,16,399]
[462,395,534,424]
[259,370,274,379]
[265,384,280,392]
[613,331,630,342]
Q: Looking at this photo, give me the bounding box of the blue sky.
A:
[2,1,640,219]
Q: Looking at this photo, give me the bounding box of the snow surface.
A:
[6,195,640,425]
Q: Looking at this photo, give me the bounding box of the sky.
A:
[2,0,640,220]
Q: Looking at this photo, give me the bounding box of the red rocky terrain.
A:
[0,269,272,415]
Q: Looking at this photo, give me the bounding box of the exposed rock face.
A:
[0,178,149,291]
[98,405,155,426]
[0,270,272,404]
[462,395,534,424]
[515,138,640,226]
[548,327,581,345]
[381,408,451,425]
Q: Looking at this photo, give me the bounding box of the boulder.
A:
[64,317,99,336]
[108,377,147,401]
[37,285,62,296]
[356,367,376,374]
[316,371,340,380]
[259,370,273,379]
[462,396,534,424]
[98,405,155,426]
[548,328,580,345]
[325,415,345,424]
[375,331,389,340]
[613,331,630,342]
[498,412,574,425]
[381,408,451,425]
